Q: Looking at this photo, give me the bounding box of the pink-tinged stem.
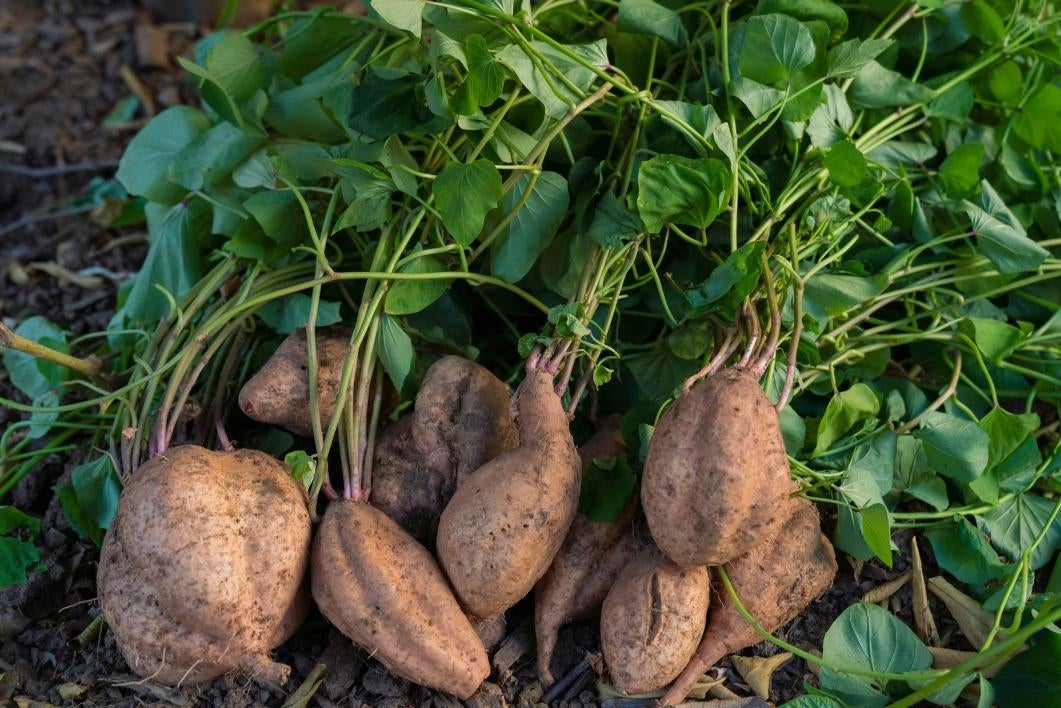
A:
[683,328,741,394]
[736,301,760,370]
[214,409,234,451]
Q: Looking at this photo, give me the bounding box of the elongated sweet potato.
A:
[659,497,837,706]
[311,500,489,699]
[369,416,447,541]
[98,445,311,686]
[642,368,790,567]
[238,327,353,438]
[535,419,639,685]
[600,548,709,695]
[437,369,581,619]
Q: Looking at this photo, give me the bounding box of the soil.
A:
[0,2,939,707]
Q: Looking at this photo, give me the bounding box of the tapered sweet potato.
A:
[659,497,837,706]
[311,500,489,699]
[98,446,312,686]
[238,327,354,438]
[642,368,790,567]
[412,355,519,483]
[535,419,639,685]
[600,549,709,695]
[371,357,519,541]
[437,369,581,619]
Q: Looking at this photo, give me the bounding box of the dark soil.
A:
[0,2,929,707]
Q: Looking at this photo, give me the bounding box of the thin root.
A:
[682,326,741,394]
[748,261,781,380]
[735,300,761,370]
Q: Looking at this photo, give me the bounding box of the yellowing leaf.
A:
[731,652,792,699]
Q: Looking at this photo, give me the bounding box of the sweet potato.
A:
[238,327,354,437]
[436,369,581,619]
[642,368,790,567]
[371,357,519,541]
[98,445,312,686]
[659,497,837,706]
[534,419,639,685]
[311,500,489,698]
[412,355,519,483]
[600,548,709,695]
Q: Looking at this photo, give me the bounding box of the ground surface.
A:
[0,2,919,706]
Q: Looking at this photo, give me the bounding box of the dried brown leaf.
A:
[28,261,104,289]
[927,646,1009,679]
[911,538,939,646]
[861,571,911,604]
[731,652,792,699]
[927,576,996,649]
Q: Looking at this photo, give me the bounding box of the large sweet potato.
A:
[238,327,353,438]
[369,416,447,541]
[311,500,489,698]
[534,419,639,685]
[659,497,837,706]
[642,368,790,567]
[437,369,581,619]
[98,446,312,686]
[600,549,709,695]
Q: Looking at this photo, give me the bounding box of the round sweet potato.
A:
[436,369,581,619]
[535,419,638,685]
[238,327,354,438]
[311,500,489,699]
[600,549,709,695]
[660,496,837,706]
[98,445,312,686]
[642,368,790,567]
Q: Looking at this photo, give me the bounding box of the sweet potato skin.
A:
[642,368,790,567]
[437,370,580,619]
[600,549,709,695]
[369,416,448,542]
[238,328,353,438]
[534,419,638,685]
[311,500,489,699]
[97,446,312,686]
[659,496,837,706]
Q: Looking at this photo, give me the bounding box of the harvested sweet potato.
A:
[412,355,519,483]
[311,500,489,698]
[368,415,447,541]
[238,327,354,437]
[659,496,837,706]
[98,445,312,686]
[642,368,790,567]
[437,368,581,619]
[600,548,709,695]
[535,419,639,685]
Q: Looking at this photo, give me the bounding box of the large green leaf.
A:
[1011,83,1061,151]
[168,121,265,191]
[348,70,437,140]
[636,155,731,234]
[939,143,983,198]
[433,160,502,245]
[2,316,69,402]
[56,456,121,546]
[257,294,343,334]
[497,41,608,119]
[463,34,506,108]
[918,411,990,483]
[979,494,1061,570]
[0,507,41,587]
[925,518,1009,585]
[824,139,866,187]
[490,171,569,283]
[813,383,880,456]
[962,193,1049,274]
[116,106,211,203]
[617,0,688,47]
[849,61,932,108]
[385,255,449,315]
[993,632,1061,705]
[826,37,891,78]
[738,14,816,85]
[206,32,267,100]
[369,0,425,37]
[377,315,415,392]
[685,241,764,316]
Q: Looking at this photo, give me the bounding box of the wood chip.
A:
[861,571,911,604]
[490,617,533,681]
[910,537,940,646]
[134,19,170,69]
[119,64,157,116]
[730,653,792,699]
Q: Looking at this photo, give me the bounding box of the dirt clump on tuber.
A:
[311,500,489,699]
[534,418,639,685]
[98,445,312,686]
[642,368,790,567]
[660,495,837,706]
[600,547,709,695]
[437,368,581,619]
[367,415,444,541]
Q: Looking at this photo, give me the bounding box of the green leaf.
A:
[813,383,880,456]
[257,294,342,334]
[667,320,712,360]
[685,241,765,316]
[1011,84,1061,151]
[780,697,844,708]
[993,633,1061,705]
[826,37,892,78]
[925,518,1009,585]
[57,456,121,546]
[655,100,721,150]
[860,504,893,567]
[497,41,608,119]
[892,436,949,511]
[463,34,506,108]
[369,0,425,36]
[960,0,1004,43]
[938,143,983,198]
[988,61,1022,104]
[491,171,569,283]
[808,84,853,148]
[587,192,642,248]
[962,197,1049,275]
[284,450,316,490]
[824,139,866,187]
[244,190,311,262]
[385,255,449,315]
[348,70,437,140]
[925,82,973,122]
[579,456,638,522]
[0,507,41,536]
[617,0,688,47]
[802,273,884,322]
[820,603,932,701]
[738,14,816,85]
[979,494,1061,570]
[0,507,41,587]
[119,200,210,324]
[206,32,267,100]
[116,106,211,203]
[979,407,1039,470]
[918,411,990,483]
[757,0,848,36]
[636,155,731,234]
[377,315,415,392]
[276,14,363,80]
[626,347,699,399]
[2,316,69,402]
[168,121,265,191]
[960,317,1025,362]
[849,61,932,109]
[433,160,502,246]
